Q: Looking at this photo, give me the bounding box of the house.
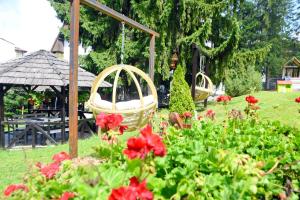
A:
[0,38,27,62]
[281,57,300,91]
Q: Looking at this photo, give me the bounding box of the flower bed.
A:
[3,96,300,199]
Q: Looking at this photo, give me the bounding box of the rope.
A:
[121,21,125,64]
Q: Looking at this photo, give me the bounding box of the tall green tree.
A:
[49,0,261,83]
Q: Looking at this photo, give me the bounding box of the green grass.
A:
[0,136,100,191]
[199,91,300,128]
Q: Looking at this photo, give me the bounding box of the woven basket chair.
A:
[87,64,158,131]
[194,72,213,102]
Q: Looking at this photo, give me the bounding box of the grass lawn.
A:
[0,136,100,192]
[0,91,299,193]
[198,91,300,128]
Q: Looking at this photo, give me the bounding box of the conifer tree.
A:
[169,65,195,114]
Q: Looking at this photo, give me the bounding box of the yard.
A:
[1,91,300,198]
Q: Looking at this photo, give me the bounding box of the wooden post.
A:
[0,85,5,148]
[191,44,199,100]
[61,86,66,143]
[149,34,155,81]
[69,0,80,158]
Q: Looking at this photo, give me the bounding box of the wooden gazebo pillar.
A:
[69,0,80,158]
[0,85,5,148]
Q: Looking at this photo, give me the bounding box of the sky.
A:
[0,0,62,52]
[0,0,90,62]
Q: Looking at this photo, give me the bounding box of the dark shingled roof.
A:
[0,50,111,88]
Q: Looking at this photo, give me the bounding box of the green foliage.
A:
[169,65,195,114]
[225,65,262,97]
[5,117,300,199]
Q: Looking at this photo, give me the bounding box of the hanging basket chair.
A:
[87,64,158,131]
[194,72,213,102]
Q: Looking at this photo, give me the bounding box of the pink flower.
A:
[182,111,192,118]
[295,97,300,103]
[160,121,168,129]
[3,184,28,196]
[52,152,71,164]
[96,112,107,129]
[39,162,60,179]
[60,192,75,200]
[197,116,203,121]
[216,95,232,103]
[245,95,258,104]
[205,109,215,120]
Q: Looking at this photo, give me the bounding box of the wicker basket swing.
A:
[87,64,158,131]
[194,72,213,102]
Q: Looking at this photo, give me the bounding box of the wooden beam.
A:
[61,86,66,143]
[50,86,63,99]
[69,0,80,158]
[80,0,159,37]
[149,35,155,81]
[0,85,5,148]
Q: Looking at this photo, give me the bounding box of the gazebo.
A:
[0,50,111,148]
[280,57,300,91]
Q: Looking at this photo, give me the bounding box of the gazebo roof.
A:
[283,57,300,68]
[0,50,111,88]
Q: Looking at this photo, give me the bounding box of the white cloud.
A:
[0,0,89,62]
[0,0,62,52]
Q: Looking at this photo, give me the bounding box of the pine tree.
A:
[169,65,195,114]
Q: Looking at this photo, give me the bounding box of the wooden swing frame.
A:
[69,0,159,158]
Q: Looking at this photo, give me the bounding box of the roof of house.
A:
[283,57,300,68]
[0,50,111,88]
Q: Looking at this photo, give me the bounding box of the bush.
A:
[169,65,195,114]
[225,65,262,97]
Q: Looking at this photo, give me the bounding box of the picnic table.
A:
[3,111,95,148]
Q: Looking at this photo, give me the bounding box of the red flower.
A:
[205,109,215,120]
[96,113,124,131]
[39,162,60,179]
[128,177,153,200]
[140,125,166,157]
[216,95,232,103]
[245,95,258,104]
[295,97,300,103]
[60,192,75,200]
[3,184,28,196]
[106,114,123,130]
[123,125,167,159]
[52,152,71,164]
[123,137,148,159]
[183,111,192,118]
[109,177,153,200]
[109,187,136,200]
[119,125,128,135]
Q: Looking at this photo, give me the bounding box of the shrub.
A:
[169,65,195,114]
[225,65,262,97]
